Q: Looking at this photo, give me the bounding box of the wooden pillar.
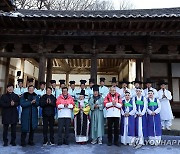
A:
[143,55,150,81]
[4,58,10,93]
[90,54,97,84]
[143,42,152,82]
[66,72,70,87]
[38,54,46,88]
[168,62,172,92]
[136,59,142,81]
[46,58,53,86]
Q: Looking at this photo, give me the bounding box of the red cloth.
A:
[56,94,74,108]
[104,92,122,109]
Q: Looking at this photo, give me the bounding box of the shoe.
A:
[107,142,112,146]
[91,139,97,145]
[43,141,48,146]
[162,126,165,130]
[49,142,55,146]
[134,144,143,149]
[64,141,69,145]
[10,142,16,146]
[21,143,26,147]
[166,126,171,131]
[114,142,120,147]
[3,143,8,147]
[58,142,63,146]
[98,139,102,145]
[28,142,35,146]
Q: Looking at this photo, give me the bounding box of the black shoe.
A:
[28,142,35,146]
[21,143,26,147]
[114,142,120,147]
[64,140,69,145]
[58,142,63,146]
[107,142,112,146]
[3,143,8,147]
[43,141,48,146]
[10,142,16,146]
[50,141,55,146]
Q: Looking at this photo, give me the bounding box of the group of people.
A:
[0,76,173,149]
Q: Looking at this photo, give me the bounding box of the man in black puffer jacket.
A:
[0,83,20,146]
[40,87,56,145]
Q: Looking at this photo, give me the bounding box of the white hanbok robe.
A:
[119,87,132,100]
[133,96,147,145]
[144,87,158,99]
[68,88,78,100]
[131,88,145,98]
[158,89,173,127]
[99,85,109,99]
[121,99,136,145]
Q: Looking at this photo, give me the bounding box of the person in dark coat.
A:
[0,83,20,146]
[20,85,39,147]
[40,87,56,146]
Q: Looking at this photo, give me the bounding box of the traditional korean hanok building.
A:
[0,1,180,113]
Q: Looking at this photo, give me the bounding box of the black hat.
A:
[59,80,65,85]
[17,79,23,83]
[119,78,130,84]
[40,81,46,85]
[89,78,95,84]
[93,85,99,92]
[7,83,14,88]
[100,77,105,82]
[78,89,88,96]
[157,79,168,85]
[50,80,56,84]
[144,78,154,84]
[131,78,142,84]
[69,81,75,85]
[27,78,34,83]
[110,77,117,83]
[80,80,87,85]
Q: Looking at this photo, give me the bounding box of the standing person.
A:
[119,78,131,100]
[99,77,109,99]
[133,88,148,149]
[68,81,77,100]
[40,87,56,146]
[87,78,95,99]
[121,91,136,146]
[50,80,57,97]
[24,78,38,94]
[131,78,145,98]
[76,80,89,102]
[20,85,39,147]
[0,84,20,146]
[56,80,66,98]
[37,81,46,125]
[56,87,74,145]
[110,77,121,94]
[157,80,173,130]
[89,85,104,145]
[144,78,158,99]
[14,79,25,124]
[147,90,162,145]
[104,87,122,146]
[50,80,58,120]
[74,90,90,144]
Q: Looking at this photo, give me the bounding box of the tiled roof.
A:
[0,7,180,18]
